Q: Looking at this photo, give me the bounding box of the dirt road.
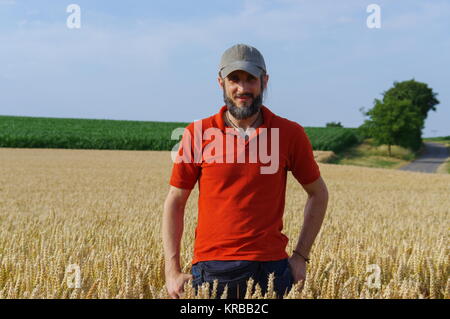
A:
[399,142,449,173]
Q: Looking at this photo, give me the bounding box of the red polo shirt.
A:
[169,105,320,264]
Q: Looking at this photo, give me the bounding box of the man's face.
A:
[218,70,268,120]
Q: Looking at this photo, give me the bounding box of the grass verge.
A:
[326,138,419,169]
[423,136,450,147]
[438,159,450,174]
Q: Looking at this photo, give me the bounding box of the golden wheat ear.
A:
[220,284,228,299]
[245,277,255,299]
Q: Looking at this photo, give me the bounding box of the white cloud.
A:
[1,0,448,133]
[0,0,369,77]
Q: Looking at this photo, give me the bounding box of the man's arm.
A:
[162,185,193,299]
[289,176,329,283]
[295,176,329,257]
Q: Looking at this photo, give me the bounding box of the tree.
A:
[326,121,343,128]
[359,79,440,155]
[382,79,439,121]
[360,97,423,156]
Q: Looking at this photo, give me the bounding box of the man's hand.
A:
[165,271,193,299]
[288,254,307,288]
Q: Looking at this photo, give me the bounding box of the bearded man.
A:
[163,44,329,299]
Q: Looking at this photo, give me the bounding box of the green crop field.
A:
[0,115,189,151]
[304,127,363,153]
[0,115,361,152]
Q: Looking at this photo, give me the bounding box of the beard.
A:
[223,88,263,120]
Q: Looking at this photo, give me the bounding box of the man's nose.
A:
[236,80,251,93]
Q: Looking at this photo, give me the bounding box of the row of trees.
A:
[356,79,439,156]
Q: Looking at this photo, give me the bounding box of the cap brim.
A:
[220,61,264,78]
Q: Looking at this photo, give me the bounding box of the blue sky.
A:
[1,0,449,137]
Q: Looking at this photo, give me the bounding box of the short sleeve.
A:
[288,125,321,185]
[169,124,201,190]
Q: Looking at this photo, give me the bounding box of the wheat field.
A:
[0,148,448,299]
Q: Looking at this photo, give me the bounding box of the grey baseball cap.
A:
[219,44,266,79]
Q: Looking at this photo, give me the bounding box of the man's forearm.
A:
[294,193,328,257]
[162,198,185,276]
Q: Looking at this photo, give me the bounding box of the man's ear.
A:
[218,76,224,88]
[263,74,269,89]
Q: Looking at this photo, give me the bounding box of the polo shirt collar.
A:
[213,104,274,133]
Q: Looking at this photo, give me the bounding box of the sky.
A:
[1,0,449,137]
